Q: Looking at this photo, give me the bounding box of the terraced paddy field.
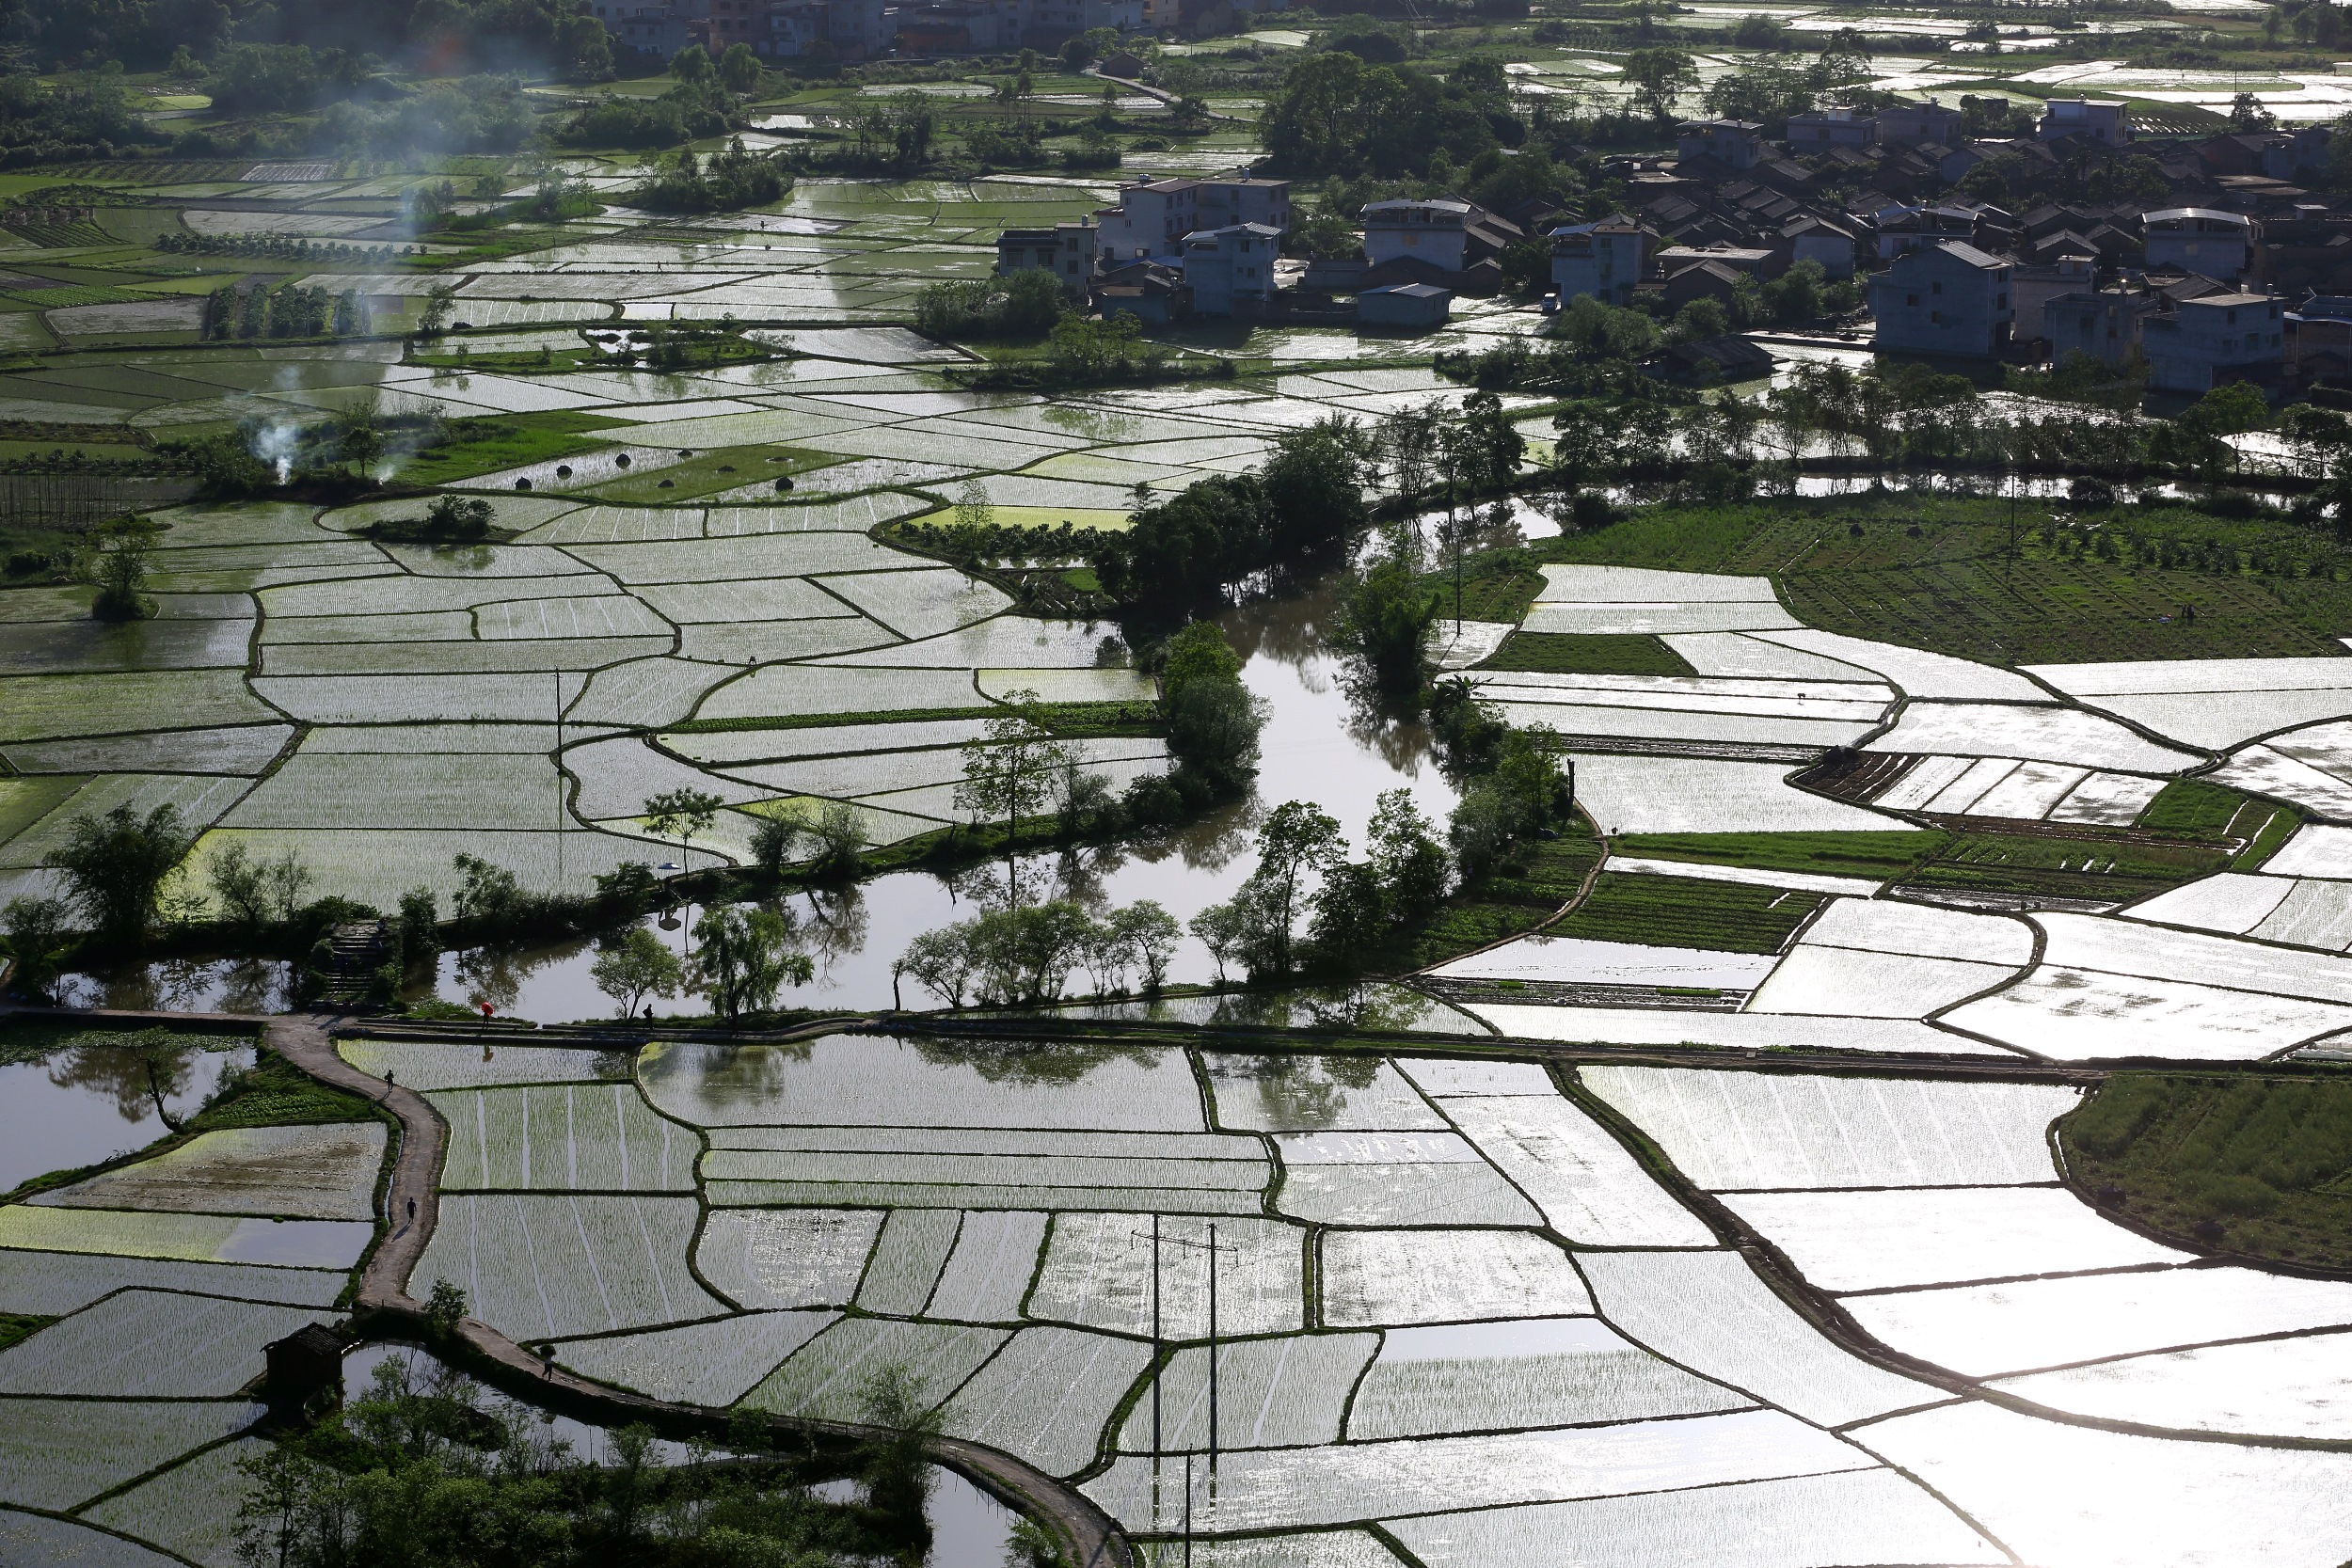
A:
[16,34,2352,1561]
[14,1021,2352,1568]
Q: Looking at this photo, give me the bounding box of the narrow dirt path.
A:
[263,1012,441,1311]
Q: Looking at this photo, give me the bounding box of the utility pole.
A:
[1145,1223,1236,1489]
[553,671,564,890]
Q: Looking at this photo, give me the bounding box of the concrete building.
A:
[2142,292,2284,392]
[1094,178,1289,262]
[2039,99,2132,146]
[1874,100,1964,148]
[1786,105,1877,151]
[995,219,1096,288]
[1180,222,1279,315]
[1361,198,1522,293]
[2010,252,2096,348]
[1676,119,1764,169]
[1549,214,1649,306]
[2287,293,2352,384]
[597,1,691,56]
[1874,204,1979,261]
[1357,282,1452,328]
[2043,283,2160,368]
[2142,208,2255,280]
[1867,240,2014,359]
[753,0,885,58]
[1780,214,1856,278]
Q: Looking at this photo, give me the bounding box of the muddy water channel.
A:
[419,567,1469,1022]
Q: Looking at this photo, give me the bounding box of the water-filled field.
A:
[12,1026,2352,1567]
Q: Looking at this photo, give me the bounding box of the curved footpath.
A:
[261,1012,1134,1568]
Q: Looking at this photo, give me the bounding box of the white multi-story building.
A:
[1549,214,1648,306]
[1182,222,1279,315]
[1094,179,1289,263]
[2142,208,2255,281]
[2142,292,2283,393]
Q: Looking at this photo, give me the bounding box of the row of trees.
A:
[203,282,372,341]
[893,898,1179,1007]
[1537,358,2318,499]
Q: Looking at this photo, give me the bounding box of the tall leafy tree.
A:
[48,802,189,947]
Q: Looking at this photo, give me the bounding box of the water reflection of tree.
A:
[785,884,868,980]
[46,1032,219,1128]
[641,1038,817,1115]
[1216,1051,1382,1131]
[1336,662,1440,776]
[904,1033,1164,1086]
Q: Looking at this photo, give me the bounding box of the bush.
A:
[913,270,1066,339]
[629,139,791,214]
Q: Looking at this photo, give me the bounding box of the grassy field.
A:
[188,1048,377,1131]
[396,411,627,484]
[1480,632,1697,676]
[1545,872,1825,954]
[2059,1072,2352,1267]
[0,1313,53,1354]
[1537,496,2352,664]
[1613,831,1947,879]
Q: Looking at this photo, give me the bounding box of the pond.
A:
[0,1034,252,1192]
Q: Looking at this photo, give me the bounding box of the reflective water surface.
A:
[0,1038,252,1192]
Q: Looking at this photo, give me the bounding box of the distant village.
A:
[993,95,2341,397]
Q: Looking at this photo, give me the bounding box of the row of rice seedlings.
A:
[0,1399,260,1512]
[556,1309,838,1407]
[0,1289,333,1401]
[434,1083,695,1194]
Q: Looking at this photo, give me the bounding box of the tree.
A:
[1248,801,1345,974]
[1332,552,1439,692]
[451,853,525,932]
[83,516,159,623]
[718,41,763,92]
[1190,897,1249,985]
[1367,789,1450,920]
[1109,901,1182,992]
[1160,622,1265,786]
[1622,47,1698,120]
[644,787,724,871]
[2,895,72,1001]
[417,281,457,338]
[692,904,812,1023]
[48,802,189,947]
[807,801,866,879]
[671,42,716,82]
[897,925,978,1007]
[592,927,684,1018]
[966,901,1093,1004]
[859,1363,946,1523]
[208,842,311,932]
[750,813,804,877]
[953,697,1073,903]
[2231,90,2277,132]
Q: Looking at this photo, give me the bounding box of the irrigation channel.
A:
[55,505,1555,1022]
